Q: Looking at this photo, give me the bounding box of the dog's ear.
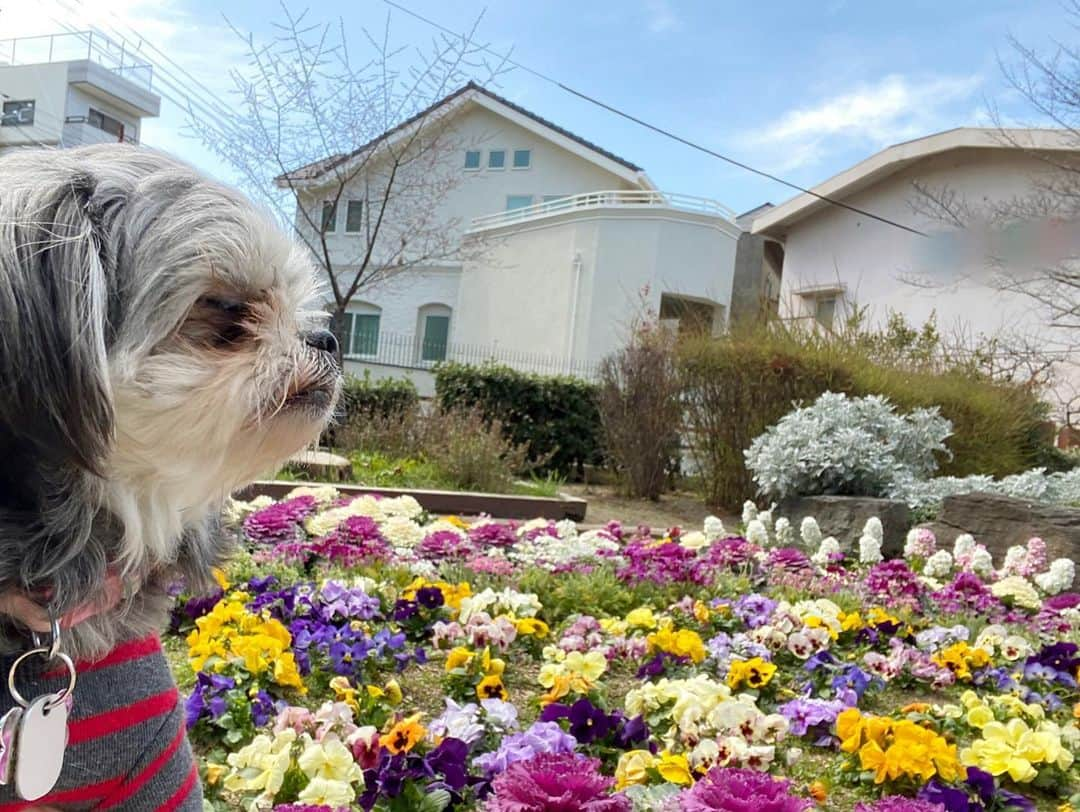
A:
[0,170,117,476]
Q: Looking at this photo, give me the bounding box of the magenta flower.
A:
[243,496,317,544]
[419,529,475,560]
[864,560,925,610]
[484,752,630,812]
[677,767,812,812]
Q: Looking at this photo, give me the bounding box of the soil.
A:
[560,483,738,532]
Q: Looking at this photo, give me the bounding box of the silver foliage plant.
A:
[894,468,1080,515]
[745,392,953,501]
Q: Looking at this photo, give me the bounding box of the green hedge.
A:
[324,373,419,446]
[678,330,1053,510]
[434,363,603,477]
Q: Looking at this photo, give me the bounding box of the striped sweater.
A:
[0,636,200,811]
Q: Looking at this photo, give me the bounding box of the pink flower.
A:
[677,767,812,811]
[484,752,630,812]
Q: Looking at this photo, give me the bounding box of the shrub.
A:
[434,363,603,477]
[678,323,1052,511]
[745,392,953,500]
[420,406,531,493]
[325,373,419,449]
[596,326,682,499]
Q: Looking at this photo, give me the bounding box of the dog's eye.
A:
[186,295,252,348]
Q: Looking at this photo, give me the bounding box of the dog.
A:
[0,144,340,809]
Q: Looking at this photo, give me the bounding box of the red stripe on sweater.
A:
[41,635,162,679]
[68,687,179,745]
[158,762,199,812]
[96,721,187,809]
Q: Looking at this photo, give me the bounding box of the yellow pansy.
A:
[657,752,693,785]
[626,607,659,630]
[615,750,656,790]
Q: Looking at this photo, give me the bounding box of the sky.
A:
[0,0,1070,215]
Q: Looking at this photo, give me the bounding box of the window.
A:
[321,201,337,233]
[542,195,566,203]
[344,311,380,356]
[345,200,364,233]
[1,100,34,126]
[506,195,534,212]
[814,296,837,329]
[512,149,531,169]
[88,108,124,138]
[464,150,481,170]
[421,315,450,361]
[417,304,452,362]
[487,150,506,169]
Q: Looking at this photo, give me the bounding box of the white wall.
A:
[296,100,639,273]
[341,267,461,340]
[456,208,739,365]
[0,63,68,148]
[775,146,1080,408]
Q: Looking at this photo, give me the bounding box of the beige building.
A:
[752,128,1080,410]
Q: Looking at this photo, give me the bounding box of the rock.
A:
[288,449,352,482]
[774,495,910,557]
[921,491,1080,564]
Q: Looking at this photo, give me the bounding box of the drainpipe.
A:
[566,251,583,374]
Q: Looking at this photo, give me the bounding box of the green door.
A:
[421,315,449,361]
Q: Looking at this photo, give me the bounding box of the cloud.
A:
[741,73,983,173]
[644,0,682,34]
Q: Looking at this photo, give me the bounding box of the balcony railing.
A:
[0,31,153,90]
[469,190,738,232]
[343,329,599,380]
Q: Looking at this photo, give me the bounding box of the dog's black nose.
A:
[304,329,338,355]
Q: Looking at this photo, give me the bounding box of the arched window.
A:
[416,303,451,362]
[343,302,381,357]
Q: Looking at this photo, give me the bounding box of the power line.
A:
[380,0,928,238]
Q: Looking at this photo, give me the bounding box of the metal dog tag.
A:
[0,707,22,785]
[14,694,68,801]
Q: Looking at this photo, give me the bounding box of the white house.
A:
[280,83,756,393]
[751,127,1080,410]
[0,32,160,155]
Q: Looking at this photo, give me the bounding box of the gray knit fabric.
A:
[0,637,201,811]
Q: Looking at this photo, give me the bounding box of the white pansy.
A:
[680,531,711,551]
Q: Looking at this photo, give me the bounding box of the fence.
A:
[344,329,599,380]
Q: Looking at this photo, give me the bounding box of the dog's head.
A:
[0,145,340,649]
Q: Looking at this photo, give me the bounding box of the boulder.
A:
[774,495,910,557]
[921,491,1080,563]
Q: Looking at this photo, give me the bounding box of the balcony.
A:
[468,189,739,233]
[0,32,159,119]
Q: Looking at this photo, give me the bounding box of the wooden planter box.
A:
[235,480,588,522]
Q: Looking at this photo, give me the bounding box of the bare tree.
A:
[191,5,507,354]
[908,2,1080,328]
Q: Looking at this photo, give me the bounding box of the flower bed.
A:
[172,489,1080,811]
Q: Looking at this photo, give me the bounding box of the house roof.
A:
[751,127,1079,237]
[277,81,645,186]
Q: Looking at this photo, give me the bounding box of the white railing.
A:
[0,32,154,90]
[469,190,738,231]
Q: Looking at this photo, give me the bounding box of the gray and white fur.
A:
[0,145,341,658]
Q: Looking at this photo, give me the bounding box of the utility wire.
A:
[380,0,928,237]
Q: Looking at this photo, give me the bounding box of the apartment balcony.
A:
[62,118,140,148]
[0,32,159,118]
[467,189,739,233]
